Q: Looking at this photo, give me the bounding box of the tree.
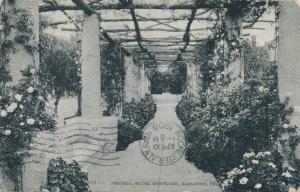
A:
[39,34,81,114]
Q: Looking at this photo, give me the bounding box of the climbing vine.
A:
[0,6,37,86]
[101,42,126,116]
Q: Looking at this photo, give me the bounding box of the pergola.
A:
[39,0,277,67]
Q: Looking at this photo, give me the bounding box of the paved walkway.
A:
[92,93,221,192]
[25,94,221,192]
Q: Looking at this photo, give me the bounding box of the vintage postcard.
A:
[0,0,300,192]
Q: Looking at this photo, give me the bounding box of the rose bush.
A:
[222,150,299,192]
[0,72,55,188]
[176,80,294,175]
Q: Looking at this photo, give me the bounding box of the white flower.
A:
[243,152,255,159]
[283,124,289,129]
[20,122,24,126]
[38,96,43,101]
[268,162,276,169]
[252,160,259,164]
[0,110,7,117]
[239,177,248,185]
[282,171,293,178]
[222,179,230,189]
[41,189,50,192]
[256,152,264,158]
[27,87,34,93]
[264,151,271,155]
[4,130,11,136]
[30,68,36,74]
[7,106,15,113]
[27,118,35,125]
[258,86,264,93]
[19,105,24,109]
[10,102,18,109]
[255,183,262,189]
[247,168,253,173]
[14,94,23,102]
[240,169,246,174]
[288,166,296,172]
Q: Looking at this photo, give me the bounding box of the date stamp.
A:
[139,121,186,166]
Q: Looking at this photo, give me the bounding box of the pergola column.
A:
[278,1,300,160]
[186,62,201,97]
[81,14,102,117]
[224,10,244,87]
[7,0,39,85]
[124,55,135,101]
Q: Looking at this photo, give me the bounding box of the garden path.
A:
[92,93,221,192]
[45,94,221,192]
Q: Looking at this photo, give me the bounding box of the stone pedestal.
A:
[81,14,102,117]
[22,116,118,192]
[278,1,300,159]
[7,0,39,85]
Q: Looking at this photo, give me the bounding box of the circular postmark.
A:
[139,121,186,166]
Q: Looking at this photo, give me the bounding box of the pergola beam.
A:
[100,18,275,23]
[70,0,130,55]
[125,0,157,62]
[39,1,278,12]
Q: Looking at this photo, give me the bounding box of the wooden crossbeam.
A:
[39,1,277,12]
[100,18,275,23]
[125,0,157,62]
[174,7,198,61]
[116,37,207,43]
[70,0,130,55]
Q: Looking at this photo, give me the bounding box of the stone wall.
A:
[22,117,118,192]
[278,1,300,159]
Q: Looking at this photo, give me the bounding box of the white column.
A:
[7,0,39,85]
[278,1,300,160]
[124,55,135,101]
[81,14,101,117]
[224,11,244,87]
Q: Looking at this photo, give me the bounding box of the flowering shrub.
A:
[0,73,55,188]
[175,94,202,128]
[222,150,299,192]
[176,80,293,175]
[116,94,157,151]
[41,158,91,192]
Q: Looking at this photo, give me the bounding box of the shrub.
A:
[0,72,55,188]
[43,158,91,192]
[176,94,202,128]
[221,150,299,192]
[176,80,293,175]
[116,94,157,151]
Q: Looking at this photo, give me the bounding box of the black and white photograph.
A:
[0,0,300,191]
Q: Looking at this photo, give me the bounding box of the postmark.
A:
[139,121,186,166]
